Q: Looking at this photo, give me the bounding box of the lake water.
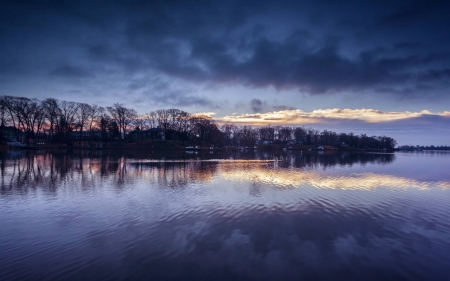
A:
[1,150,449,280]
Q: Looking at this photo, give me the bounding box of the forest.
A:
[0,95,397,149]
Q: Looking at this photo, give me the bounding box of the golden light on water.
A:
[219,163,450,191]
[2,157,449,192]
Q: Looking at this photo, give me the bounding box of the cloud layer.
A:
[1,0,450,110]
[221,108,450,124]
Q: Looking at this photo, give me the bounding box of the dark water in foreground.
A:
[1,150,450,281]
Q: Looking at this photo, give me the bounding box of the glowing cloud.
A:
[192,112,217,117]
[218,108,450,125]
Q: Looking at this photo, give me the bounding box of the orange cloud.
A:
[192,111,217,117]
[216,108,450,124]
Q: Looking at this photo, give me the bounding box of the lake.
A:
[1,150,449,280]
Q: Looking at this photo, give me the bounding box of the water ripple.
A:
[1,152,450,280]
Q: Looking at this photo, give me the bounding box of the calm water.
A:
[1,150,450,280]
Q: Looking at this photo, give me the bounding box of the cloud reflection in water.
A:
[1,151,450,280]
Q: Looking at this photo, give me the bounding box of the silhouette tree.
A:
[107,103,137,140]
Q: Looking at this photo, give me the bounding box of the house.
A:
[1,125,23,142]
[71,130,102,140]
[128,127,165,141]
[7,141,25,147]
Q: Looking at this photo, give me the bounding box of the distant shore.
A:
[0,140,397,153]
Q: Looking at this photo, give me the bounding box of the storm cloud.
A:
[1,0,450,96]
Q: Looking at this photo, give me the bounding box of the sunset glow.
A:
[219,108,450,125]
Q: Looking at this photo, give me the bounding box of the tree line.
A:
[221,124,397,149]
[398,145,450,151]
[0,95,221,145]
[0,95,397,149]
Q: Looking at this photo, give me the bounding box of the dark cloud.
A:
[170,94,212,107]
[87,44,115,61]
[418,69,450,82]
[115,0,450,96]
[251,99,296,113]
[382,0,437,25]
[393,42,422,50]
[134,77,213,108]
[251,99,267,113]
[48,64,91,78]
[272,105,296,111]
[1,0,450,105]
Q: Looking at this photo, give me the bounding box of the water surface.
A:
[1,150,449,280]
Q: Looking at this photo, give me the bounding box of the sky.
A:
[0,0,449,145]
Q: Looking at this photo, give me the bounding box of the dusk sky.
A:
[1,0,449,145]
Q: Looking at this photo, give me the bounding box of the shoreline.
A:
[0,143,396,153]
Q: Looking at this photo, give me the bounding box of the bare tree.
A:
[107,103,137,139]
[156,109,170,132]
[258,125,275,142]
[191,115,218,144]
[1,96,19,137]
[145,111,159,140]
[59,101,79,136]
[87,105,102,138]
[176,111,190,144]
[221,123,237,146]
[33,101,46,143]
[8,98,45,143]
[12,97,32,139]
[293,127,306,144]
[75,103,92,141]
[42,98,61,140]
[154,109,174,141]
[131,115,147,140]
[240,125,257,147]
[0,97,12,139]
[279,126,293,144]
[148,111,157,129]
[98,108,110,141]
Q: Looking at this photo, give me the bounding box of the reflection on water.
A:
[1,150,397,193]
[222,165,450,190]
[1,150,450,280]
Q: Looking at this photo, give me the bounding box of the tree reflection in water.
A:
[1,150,450,281]
[1,150,395,196]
